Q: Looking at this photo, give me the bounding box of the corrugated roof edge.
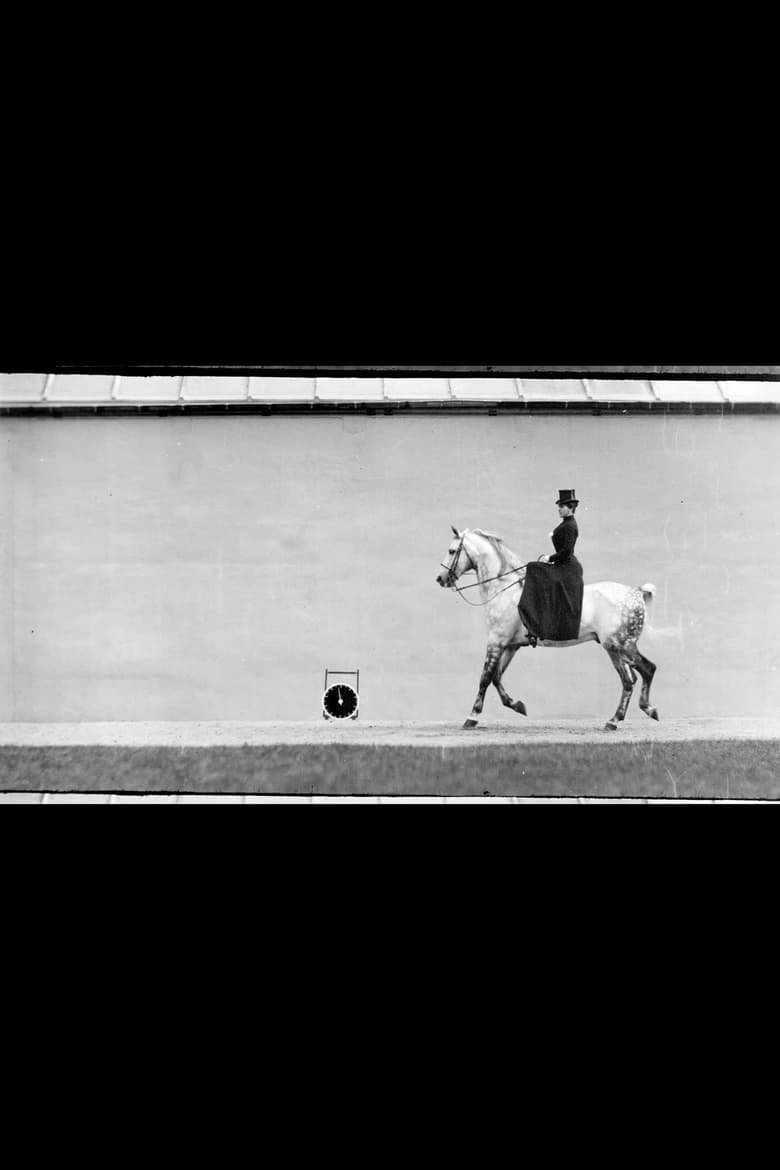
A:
[1,374,779,409]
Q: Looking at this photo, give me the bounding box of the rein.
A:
[453,566,529,606]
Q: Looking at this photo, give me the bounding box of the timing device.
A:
[322,669,360,721]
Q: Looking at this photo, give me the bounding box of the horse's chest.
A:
[485,593,518,639]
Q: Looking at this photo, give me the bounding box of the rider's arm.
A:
[548,521,577,564]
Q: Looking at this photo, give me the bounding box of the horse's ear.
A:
[451,524,460,537]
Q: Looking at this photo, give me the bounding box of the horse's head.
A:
[436,526,475,588]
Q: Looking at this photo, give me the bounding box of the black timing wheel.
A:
[322,683,359,720]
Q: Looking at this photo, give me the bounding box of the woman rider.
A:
[517,490,584,645]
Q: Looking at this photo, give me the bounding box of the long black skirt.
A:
[518,558,584,641]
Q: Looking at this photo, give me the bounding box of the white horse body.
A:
[437,528,659,730]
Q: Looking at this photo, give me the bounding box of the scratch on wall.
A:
[645,611,684,650]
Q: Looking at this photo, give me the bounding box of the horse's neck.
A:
[470,536,519,583]
[499,541,523,572]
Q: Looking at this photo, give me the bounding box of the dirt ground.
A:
[2,716,779,748]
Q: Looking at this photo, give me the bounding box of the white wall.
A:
[1,412,779,721]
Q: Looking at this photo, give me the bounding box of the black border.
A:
[2,364,779,379]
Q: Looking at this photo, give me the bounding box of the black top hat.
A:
[556,489,579,506]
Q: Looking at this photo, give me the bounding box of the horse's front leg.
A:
[463,644,503,729]
[493,643,527,717]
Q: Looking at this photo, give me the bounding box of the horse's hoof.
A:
[604,721,618,731]
[513,701,527,717]
[649,708,659,721]
[462,718,479,730]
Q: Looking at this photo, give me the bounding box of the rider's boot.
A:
[518,606,538,647]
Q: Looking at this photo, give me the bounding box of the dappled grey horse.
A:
[437,527,659,730]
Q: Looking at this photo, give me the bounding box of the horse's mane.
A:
[468,529,522,572]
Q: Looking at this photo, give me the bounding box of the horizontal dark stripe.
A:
[3,401,780,418]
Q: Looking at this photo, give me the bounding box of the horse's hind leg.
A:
[603,647,635,731]
[493,644,527,717]
[463,644,503,729]
[625,647,659,720]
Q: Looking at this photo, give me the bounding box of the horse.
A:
[436,526,659,731]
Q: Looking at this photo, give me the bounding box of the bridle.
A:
[440,533,530,607]
[440,531,471,588]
